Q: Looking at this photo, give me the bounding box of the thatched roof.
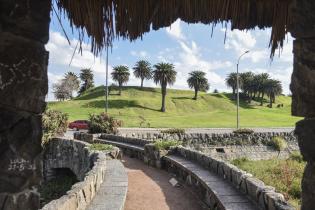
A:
[57,0,292,56]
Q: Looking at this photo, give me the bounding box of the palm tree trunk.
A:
[161,85,166,112]
[119,82,122,95]
[194,89,198,100]
[269,96,273,108]
[232,88,236,99]
[141,78,144,89]
[260,92,265,106]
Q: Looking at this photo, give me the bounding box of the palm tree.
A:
[153,63,177,112]
[225,72,240,99]
[187,71,209,100]
[133,60,152,89]
[257,73,270,105]
[111,65,130,95]
[240,72,254,102]
[265,79,282,108]
[79,68,94,94]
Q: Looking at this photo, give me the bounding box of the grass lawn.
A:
[48,86,301,128]
[232,155,305,208]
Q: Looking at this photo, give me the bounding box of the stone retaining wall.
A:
[121,131,297,146]
[173,146,294,210]
[99,133,153,146]
[41,138,108,210]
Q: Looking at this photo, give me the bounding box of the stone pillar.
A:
[290,1,315,209]
[0,0,51,209]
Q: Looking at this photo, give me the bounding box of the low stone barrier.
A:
[41,138,112,210]
[122,131,297,146]
[173,146,294,210]
[99,133,153,146]
[73,132,99,143]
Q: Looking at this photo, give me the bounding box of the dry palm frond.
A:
[56,0,292,57]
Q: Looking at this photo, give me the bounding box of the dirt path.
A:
[122,156,203,210]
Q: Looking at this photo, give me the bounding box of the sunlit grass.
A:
[48,86,301,128]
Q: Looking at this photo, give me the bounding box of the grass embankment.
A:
[48,86,301,128]
[232,155,305,208]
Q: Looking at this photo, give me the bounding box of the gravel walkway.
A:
[122,156,204,210]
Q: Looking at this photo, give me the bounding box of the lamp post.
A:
[105,47,109,113]
[236,50,249,129]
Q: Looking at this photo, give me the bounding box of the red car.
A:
[68,120,89,130]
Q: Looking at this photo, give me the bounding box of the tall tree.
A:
[265,79,282,108]
[111,65,130,95]
[79,68,94,94]
[52,81,71,101]
[153,63,177,112]
[63,72,80,98]
[257,73,270,105]
[240,72,255,102]
[226,72,240,99]
[187,71,210,100]
[133,60,152,88]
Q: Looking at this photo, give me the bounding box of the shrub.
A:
[233,128,254,135]
[270,136,288,151]
[161,128,185,135]
[154,140,182,150]
[231,157,249,166]
[89,143,113,151]
[88,112,122,134]
[290,152,304,163]
[289,179,302,199]
[42,109,68,145]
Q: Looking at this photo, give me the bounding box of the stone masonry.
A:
[0,1,51,209]
[290,0,315,209]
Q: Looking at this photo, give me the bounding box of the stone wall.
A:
[73,132,99,144]
[43,138,91,181]
[41,138,108,210]
[122,131,297,146]
[99,133,153,146]
[0,1,51,209]
[172,146,294,210]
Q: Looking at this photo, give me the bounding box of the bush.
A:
[88,112,122,134]
[233,128,254,135]
[289,179,302,199]
[270,136,288,151]
[161,128,185,135]
[290,152,304,163]
[89,143,113,151]
[154,140,182,150]
[42,109,68,144]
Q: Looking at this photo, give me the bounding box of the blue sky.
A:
[47,12,293,101]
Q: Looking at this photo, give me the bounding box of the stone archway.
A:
[0,0,314,209]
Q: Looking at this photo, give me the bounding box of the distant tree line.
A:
[110,60,209,112]
[226,72,282,108]
[53,60,283,111]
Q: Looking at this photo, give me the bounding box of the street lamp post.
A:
[105,47,109,113]
[236,50,249,129]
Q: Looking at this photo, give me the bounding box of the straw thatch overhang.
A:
[56,0,292,56]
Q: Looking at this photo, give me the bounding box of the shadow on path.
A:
[122,156,204,210]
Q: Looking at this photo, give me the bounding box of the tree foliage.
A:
[153,62,177,112]
[79,69,94,94]
[111,65,130,95]
[133,60,152,88]
[187,71,209,100]
[53,72,80,101]
[226,72,282,107]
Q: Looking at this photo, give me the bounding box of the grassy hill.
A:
[48,86,301,128]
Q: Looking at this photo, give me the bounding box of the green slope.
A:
[48,86,301,128]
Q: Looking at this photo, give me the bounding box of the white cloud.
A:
[130,50,148,58]
[166,19,186,41]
